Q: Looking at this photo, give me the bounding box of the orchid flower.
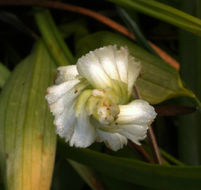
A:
[46,45,157,151]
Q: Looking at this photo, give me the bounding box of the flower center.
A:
[89,89,120,125]
[94,100,119,125]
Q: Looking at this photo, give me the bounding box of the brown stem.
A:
[147,126,162,164]
[149,42,179,70]
[0,0,180,70]
[128,141,155,164]
[134,85,141,99]
[134,85,162,164]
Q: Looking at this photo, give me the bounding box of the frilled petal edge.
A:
[70,112,96,147]
[127,57,141,96]
[112,99,157,145]
[46,79,80,105]
[117,124,148,145]
[55,101,76,142]
[96,129,127,151]
[55,65,79,84]
[116,99,157,125]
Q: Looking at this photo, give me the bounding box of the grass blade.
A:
[116,6,157,55]
[34,8,74,66]
[106,0,201,36]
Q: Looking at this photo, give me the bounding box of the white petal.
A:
[70,90,96,147]
[48,80,87,116]
[117,124,148,145]
[127,57,141,96]
[117,100,157,125]
[77,50,112,89]
[115,46,129,83]
[55,65,79,84]
[94,45,120,81]
[70,112,96,147]
[55,102,76,141]
[46,79,80,104]
[96,129,127,151]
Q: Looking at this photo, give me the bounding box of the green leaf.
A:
[75,31,194,104]
[0,62,10,88]
[58,141,201,190]
[106,0,201,37]
[0,41,57,190]
[34,8,74,66]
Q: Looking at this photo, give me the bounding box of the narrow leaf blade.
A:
[0,41,56,190]
[106,0,201,36]
[34,8,74,66]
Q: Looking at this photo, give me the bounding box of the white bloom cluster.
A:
[46,45,157,151]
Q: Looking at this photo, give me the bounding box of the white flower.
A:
[46,45,157,151]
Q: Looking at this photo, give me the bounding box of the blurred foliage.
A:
[0,0,201,189]
[178,0,201,165]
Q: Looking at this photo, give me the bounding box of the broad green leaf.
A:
[34,8,74,66]
[0,62,10,88]
[106,0,201,37]
[0,41,56,190]
[75,31,194,104]
[58,141,201,190]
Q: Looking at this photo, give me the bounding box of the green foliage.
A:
[0,41,57,190]
[106,0,201,36]
[58,141,201,190]
[34,8,74,66]
[178,0,201,165]
[1,0,201,189]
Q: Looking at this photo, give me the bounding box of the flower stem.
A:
[134,85,162,164]
[134,85,141,99]
[147,126,162,164]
